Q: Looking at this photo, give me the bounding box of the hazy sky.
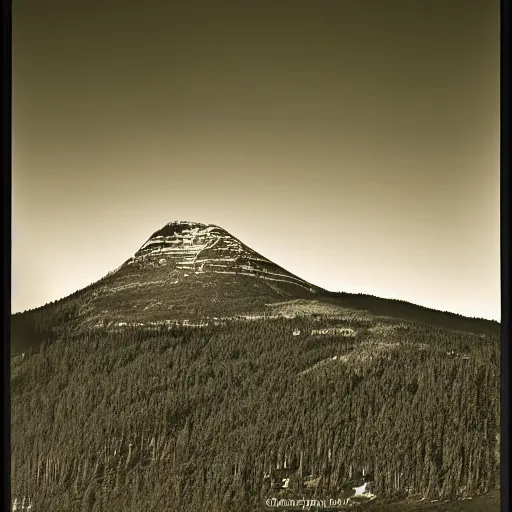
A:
[12,0,500,320]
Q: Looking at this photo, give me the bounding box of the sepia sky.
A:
[12,0,500,320]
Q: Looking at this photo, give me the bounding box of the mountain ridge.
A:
[10,220,499,356]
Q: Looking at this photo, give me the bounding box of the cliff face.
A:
[129,220,320,292]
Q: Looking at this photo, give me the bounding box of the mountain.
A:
[10,221,500,512]
[11,220,318,355]
[132,220,319,293]
[10,220,498,356]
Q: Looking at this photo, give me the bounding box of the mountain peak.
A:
[149,220,223,238]
[134,221,234,261]
[165,220,219,228]
[123,220,319,294]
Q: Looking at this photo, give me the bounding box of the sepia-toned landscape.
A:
[11,1,500,511]
[11,221,500,511]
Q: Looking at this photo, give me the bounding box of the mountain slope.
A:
[11,315,500,512]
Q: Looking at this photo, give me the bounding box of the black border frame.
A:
[3,0,12,510]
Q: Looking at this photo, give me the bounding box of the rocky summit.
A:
[126,220,318,292]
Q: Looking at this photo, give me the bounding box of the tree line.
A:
[11,315,500,511]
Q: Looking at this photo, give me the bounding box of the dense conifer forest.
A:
[11,311,500,511]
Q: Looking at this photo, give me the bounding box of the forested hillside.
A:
[11,315,500,511]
